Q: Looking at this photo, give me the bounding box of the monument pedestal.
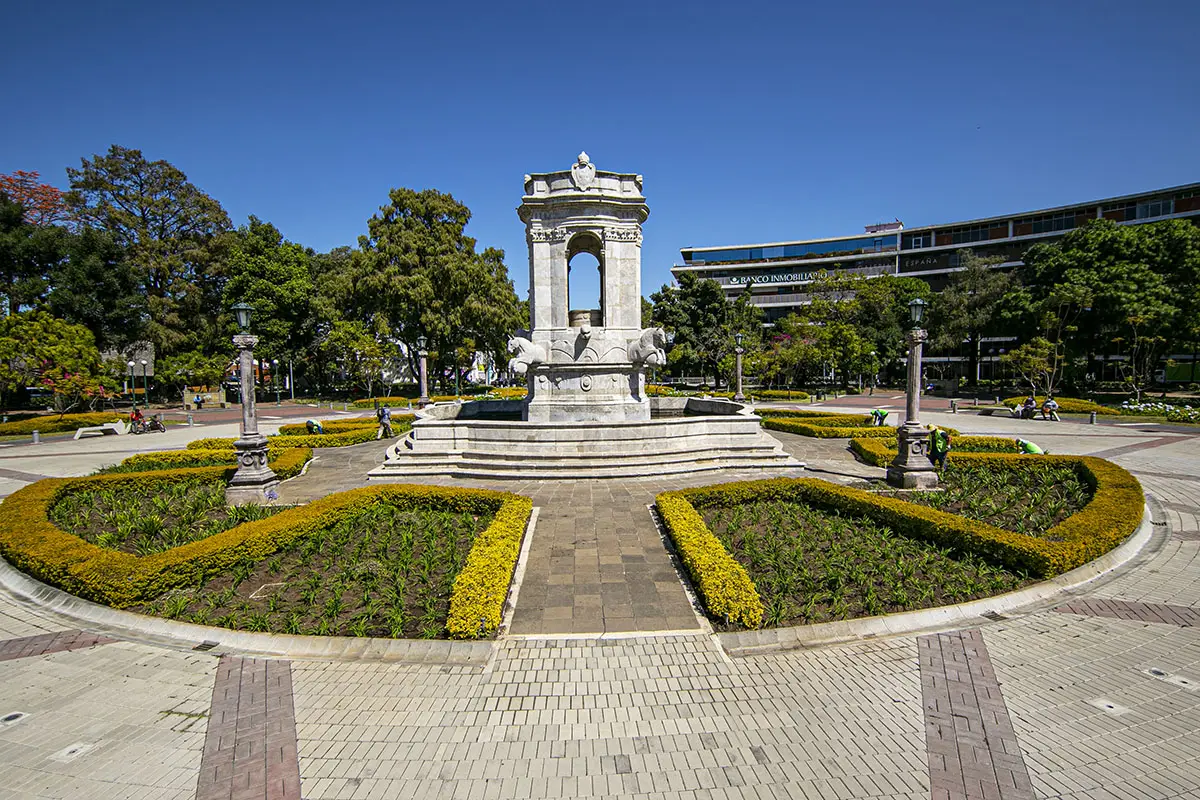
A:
[885,424,939,489]
[524,361,649,423]
[225,435,279,505]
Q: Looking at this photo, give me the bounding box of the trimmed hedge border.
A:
[276,418,377,435]
[850,435,1015,467]
[1003,396,1116,415]
[654,493,764,628]
[0,412,123,436]
[186,422,411,451]
[105,447,314,475]
[0,473,530,639]
[656,457,1144,626]
[763,417,899,439]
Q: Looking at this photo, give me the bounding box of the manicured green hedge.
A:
[662,455,1142,604]
[1003,396,1116,415]
[0,412,123,436]
[0,475,530,636]
[850,435,1016,467]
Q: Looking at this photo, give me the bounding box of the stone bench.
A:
[73,422,128,439]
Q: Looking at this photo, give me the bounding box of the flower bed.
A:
[0,412,123,436]
[656,457,1142,627]
[0,473,531,639]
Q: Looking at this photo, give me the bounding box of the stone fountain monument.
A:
[369,154,801,480]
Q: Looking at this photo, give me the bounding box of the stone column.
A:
[226,334,279,505]
[886,328,938,489]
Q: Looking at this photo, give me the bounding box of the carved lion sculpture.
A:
[627,327,667,367]
[507,336,547,375]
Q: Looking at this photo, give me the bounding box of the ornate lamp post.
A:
[226,302,278,505]
[272,358,281,406]
[886,298,938,489]
[733,332,746,403]
[139,359,148,410]
[416,335,430,407]
[126,360,135,411]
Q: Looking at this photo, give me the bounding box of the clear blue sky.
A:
[4,1,1198,310]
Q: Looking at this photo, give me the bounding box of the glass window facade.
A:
[683,234,897,264]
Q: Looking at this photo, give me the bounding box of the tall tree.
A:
[45,227,146,351]
[64,145,231,357]
[0,192,64,315]
[0,171,69,226]
[0,311,102,412]
[929,249,1015,385]
[353,188,522,391]
[650,273,761,387]
[221,217,314,361]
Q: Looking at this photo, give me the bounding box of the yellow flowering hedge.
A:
[445,493,534,638]
[1002,396,1116,415]
[751,389,811,401]
[661,456,1142,623]
[850,435,1016,467]
[653,492,764,628]
[276,418,377,435]
[105,446,314,475]
[0,412,123,436]
[187,427,395,451]
[762,414,898,439]
[0,472,530,639]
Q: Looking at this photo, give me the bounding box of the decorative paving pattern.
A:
[196,655,301,800]
[1087,436,1184,461]
[1054,597,1200,627]
[919,629,1035,800]
[0,629,115,662]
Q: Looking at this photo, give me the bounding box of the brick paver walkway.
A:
[1,410,1199,798]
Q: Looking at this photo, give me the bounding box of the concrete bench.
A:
[73,422,128,439]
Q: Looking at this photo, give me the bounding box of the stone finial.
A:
[571,152,596,190]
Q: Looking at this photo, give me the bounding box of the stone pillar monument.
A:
[511,153,664,423]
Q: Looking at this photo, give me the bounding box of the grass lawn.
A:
[132,501,494,639]
[50,478,284,555]
[701,500,1030,628]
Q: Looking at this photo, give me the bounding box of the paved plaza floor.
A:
[0,406,1198,798]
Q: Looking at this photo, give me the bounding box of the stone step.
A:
[370,451,800,480]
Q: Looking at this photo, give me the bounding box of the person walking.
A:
[928,425,951,470]
[1015,438,1045,454]
[379,405,393,438]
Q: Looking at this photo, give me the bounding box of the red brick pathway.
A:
[1054,597,1200,626]
[0,629,114,661]
[919,629,1035,800]
[196,655,301,800]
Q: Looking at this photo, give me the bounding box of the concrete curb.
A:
[0,501,547,665]
[718,499,1159,656]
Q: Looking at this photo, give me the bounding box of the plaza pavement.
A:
[0,406,1198,798]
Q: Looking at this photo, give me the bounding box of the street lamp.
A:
[886,298,938,489]
[127,360,135,412]
[225,302,278,505]
[139,360,148,410]
[416,335,430,407]
[272,359,281,406]
[733,332,746,403]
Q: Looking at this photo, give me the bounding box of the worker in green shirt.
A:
[870,409,889,426]
[928,425,951,469]
[1015,438,1045,455]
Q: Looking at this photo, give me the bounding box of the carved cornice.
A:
[527,227,569,243]
[604,227,642,245]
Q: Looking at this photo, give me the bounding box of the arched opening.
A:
[566,232,605,327]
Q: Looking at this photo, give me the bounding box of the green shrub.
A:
[101,447,313,478]
[277,418,378,435]
[187,419,412,451]
[0,412,123,436]
[763,417,897,439]
[750,389,811,400]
